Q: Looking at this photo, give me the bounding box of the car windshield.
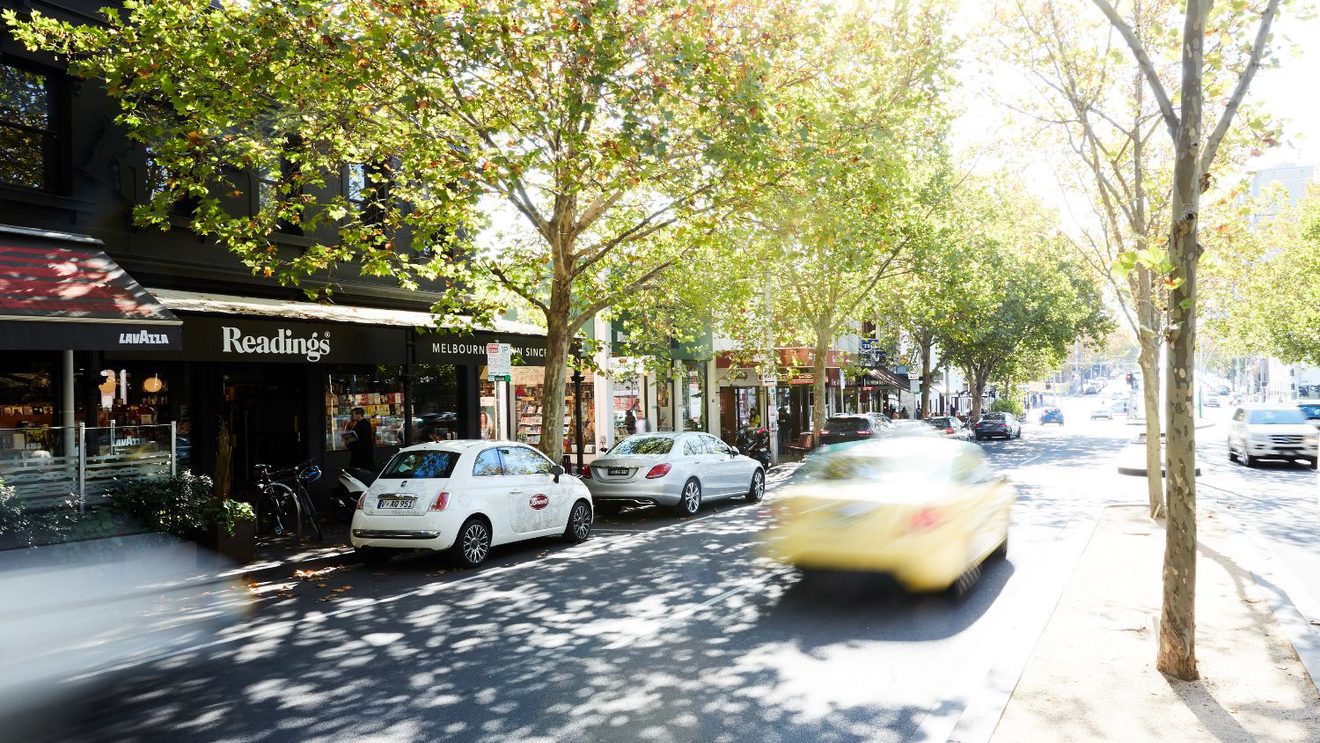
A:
[1247,409,1308,425]
[927,417,953,427]
[980,413,1006,422]
[610,436,674,455]
[793,441,982,485]
[381,450,460,479]
[825,417,869,431]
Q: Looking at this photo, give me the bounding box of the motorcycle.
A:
[332,466,379,523]
[736,426,773,470]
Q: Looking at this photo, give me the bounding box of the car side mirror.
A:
[551,464,565,483]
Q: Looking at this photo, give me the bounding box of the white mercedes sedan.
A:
[350,441,594,567]
[582,432,765,516]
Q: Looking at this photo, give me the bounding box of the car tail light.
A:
[645,463,672,479]
[356,493,367,510]
[945,427,955,434]
[820,429,830,435]
[580,463,592,479]
[858,429,873,437]
[910,507,945,530]
[430,491,451,511]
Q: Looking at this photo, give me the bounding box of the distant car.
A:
[974,412,1021,440]
[1110,399,1129,414]
[1226,406,1319,469]
[351,441,594,567]
[763,437,1015,595]
[819,414,892,447]
[1083,383,1100,395]
[1090,407,1112,421]
[584,432,764,516]
[1217,385,1231,396]
[1204,395,1220,407]
[1297,402,1320,431]
[926,416,973,440]
[1040,408,1065,425]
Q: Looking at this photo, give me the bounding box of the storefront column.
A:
[61,350,76,467]
[457,365,480,439]
[705,359,719,436]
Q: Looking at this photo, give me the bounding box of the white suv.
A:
[1227,406,1319,469]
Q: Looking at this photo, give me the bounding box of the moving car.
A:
[1204,395,1220,407]
[1226,406,1319,469]
[583,432,765,516]
[763,437,1015,595]
[925,416,972,440]
[350,441,594,567]
[974,412,1021,440]
[1040,408,1065,425]
[818,414,892,447]
[1298,401,1320,431]
[1090,406,1112,421]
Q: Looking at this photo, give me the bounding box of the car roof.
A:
[396,440,527,454]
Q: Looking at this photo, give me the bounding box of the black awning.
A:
[862,367,909,390]
[0,227,181,351]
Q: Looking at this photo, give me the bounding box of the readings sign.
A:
[486,342,512,381]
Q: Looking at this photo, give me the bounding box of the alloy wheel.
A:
[680,480,702,515]
[747,471,765,502]
[462,522,490,565]
[569,502,591,542]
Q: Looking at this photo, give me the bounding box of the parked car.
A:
[1090,406,1112,421]
[1297,402,1320,430]
[925,416,973,440]
[1040,408,1065,425]
[1226,406,1319,469]
[1204,395,1220,407]
[350,441,594,567]
[583,432,764,516]
[818,414,891,447]
[762,437,1015,596]
[974,412,1021,440]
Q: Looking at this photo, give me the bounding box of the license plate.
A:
[378,497,414,510]
[607,467,630,476]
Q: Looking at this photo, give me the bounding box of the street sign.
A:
[760,374,778,386]
[486,342,512,381]
[910,378,922,393]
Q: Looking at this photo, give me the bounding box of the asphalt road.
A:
[29,395,1315,743]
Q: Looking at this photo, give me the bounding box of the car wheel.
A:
[745,469,765,503]
[974,434,983,441]
[945,563,982,601]
[563,499,592,543]
[594,501,622,517]
[453,517,492,568]
[675,478,702,517]
[356,547,393,567]
[1244,454,1258,468]
[991,534,1009,561]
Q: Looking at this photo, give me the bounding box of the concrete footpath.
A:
[984,505,1320,742]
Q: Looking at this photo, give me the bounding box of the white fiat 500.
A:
[350,441,594,567]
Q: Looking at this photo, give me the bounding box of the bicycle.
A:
[251,461,323,541]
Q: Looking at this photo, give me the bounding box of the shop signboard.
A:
[105,315,407,364]
[417,331,547,366]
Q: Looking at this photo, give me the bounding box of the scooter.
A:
[332,467,379,523]
[736,426,773,470]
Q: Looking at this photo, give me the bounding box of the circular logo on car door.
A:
[529,494,549,511]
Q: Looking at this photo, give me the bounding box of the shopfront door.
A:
[223,365,306,481]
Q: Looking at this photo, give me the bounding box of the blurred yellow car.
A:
[763,437,1015,594]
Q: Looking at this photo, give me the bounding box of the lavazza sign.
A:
[222,326,332,362]
[117,329,172,346]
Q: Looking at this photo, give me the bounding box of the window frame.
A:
[0,60,65,193]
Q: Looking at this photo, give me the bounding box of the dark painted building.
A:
[1,1,543,503]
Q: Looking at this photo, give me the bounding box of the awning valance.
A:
[0,226,181,351]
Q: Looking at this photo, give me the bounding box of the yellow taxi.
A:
[763,437,1015,595]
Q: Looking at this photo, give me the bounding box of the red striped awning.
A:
[0,228,181,351]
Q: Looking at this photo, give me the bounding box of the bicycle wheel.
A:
[297,486,322,541]
[259,484,299,537]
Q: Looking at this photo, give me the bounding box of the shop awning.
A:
[147,288,545,336]
[862,367,909,390]
[0,226,181,351]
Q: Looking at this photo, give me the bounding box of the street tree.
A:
[932,184,1112,423]
[1091,0,1285,680]
[8,0,799,461]
[737,1,955,438]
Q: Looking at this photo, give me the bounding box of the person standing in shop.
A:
[344,407,376,470]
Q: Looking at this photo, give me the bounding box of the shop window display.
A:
[0,356,56,459]
[412,364,462,442]
[326,367,405,451]
[511,366,596,456]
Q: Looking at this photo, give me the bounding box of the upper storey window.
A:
[0,63,58,191]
